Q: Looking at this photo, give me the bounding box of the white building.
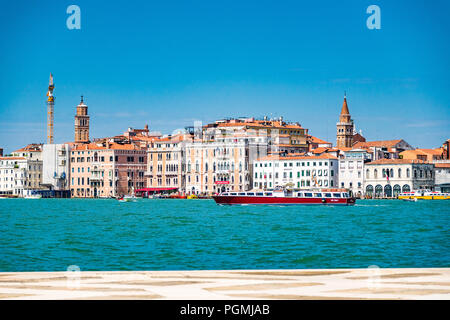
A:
[42,144,71,191]
[364,159,434,198]
[434,162,450,192]
[11,144,43,191]
[0,157,27,196]
[253,154,339,190]
[338,148,372,197]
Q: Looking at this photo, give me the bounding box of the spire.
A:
[340,92,350,115]
[49,73,53,86]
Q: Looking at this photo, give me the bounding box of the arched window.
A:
[375,185,383,198]
[390,169,394,178]
[374,169,378,179]
[393,184,401,197]
[407,168,410,178]
[398,169,401,178]
[384,184,392,197]
[402,184,411,192]
[366,185,374,198]
[366,169,370,179]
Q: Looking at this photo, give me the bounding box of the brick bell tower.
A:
[74,95,90,143]
[336,93,354,148]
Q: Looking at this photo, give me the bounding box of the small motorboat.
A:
[117,195,137,202]
[24,194,42,199]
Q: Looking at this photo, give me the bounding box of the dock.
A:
[0,268,449,299]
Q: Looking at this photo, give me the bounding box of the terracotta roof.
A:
[71,142,142,151]
[257,153,338,161]
[366,159,429,165]
[13,144,43,153]
[434,163,450,168]
[309,136,331,144]
[0,156,26,160]
[353,139,405,149]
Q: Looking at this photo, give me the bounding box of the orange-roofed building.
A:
[307,135,332,151]
[253,154,339,190]
[69,141,147,198]
[353,139,413,160]
[400,149,444,162]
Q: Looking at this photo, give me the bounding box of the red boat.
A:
[212,188,356,206]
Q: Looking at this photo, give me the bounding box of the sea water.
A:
[0,199,449,272]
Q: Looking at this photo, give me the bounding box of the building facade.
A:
[364,159,434,198]
[146,135,186,193]
[42,144,70,191]
[11,144,43,191]
[253,154,339,190]
[69,142,147,198]
[338,148,372,197]
[0,157,27,196]
[434,162,450,192]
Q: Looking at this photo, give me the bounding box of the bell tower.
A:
[74,96,90,143]
[336,93,354,148]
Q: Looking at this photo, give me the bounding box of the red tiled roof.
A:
[366,159,429,165]
[309,136,331,144]
[257,153,338,161]
[434,163,450,168]
[353,139,405,149]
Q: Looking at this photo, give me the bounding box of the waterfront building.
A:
[69,142,146,198]
[253,154,339,190]
[41,144,71,193]
[364,159,434,198]
[434,162,450,192]
[11,144,43,191]
[338,148,372,197]
[74,96,90,143]
[0,157,27,196]
[145,134,189,194]
[184,140,254,195]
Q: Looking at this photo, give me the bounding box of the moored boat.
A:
[24,194,42,199]
[398,190,450,200]
[212,188,355,206]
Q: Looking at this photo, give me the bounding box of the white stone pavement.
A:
[0,268,449,300]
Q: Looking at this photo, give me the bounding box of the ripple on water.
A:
[0,199,449,271]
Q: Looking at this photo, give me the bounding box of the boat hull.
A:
[213,196,356,206]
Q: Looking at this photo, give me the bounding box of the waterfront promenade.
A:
[0,268,449,299]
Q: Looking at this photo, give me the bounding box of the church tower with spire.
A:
[336,93,354,148]
[74,96,90,143]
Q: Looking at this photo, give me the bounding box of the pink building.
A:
[69,142,147,198]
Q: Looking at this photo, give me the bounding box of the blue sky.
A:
[0,0,449,153]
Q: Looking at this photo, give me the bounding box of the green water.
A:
[0,199,449,272]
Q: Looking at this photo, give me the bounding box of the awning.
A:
[135,188,178,192]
